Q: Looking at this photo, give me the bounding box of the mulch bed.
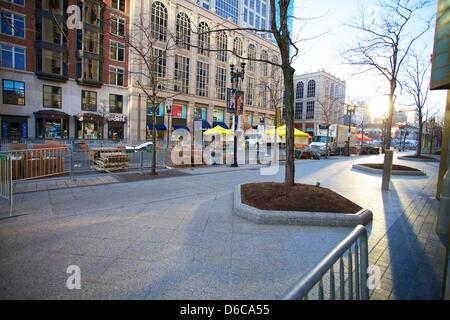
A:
[360,163,420,172]
[241,182,362,214]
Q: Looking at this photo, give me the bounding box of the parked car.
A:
[125,141,153,152]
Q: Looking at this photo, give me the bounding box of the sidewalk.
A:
[368,176,447,300]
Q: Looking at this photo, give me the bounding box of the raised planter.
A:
[398,155,439,162]
[233,184,373,227]
[352,163,426,176]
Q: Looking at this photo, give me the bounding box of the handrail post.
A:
[359,231,369,300]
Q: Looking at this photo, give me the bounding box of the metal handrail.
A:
[284,225,369,300]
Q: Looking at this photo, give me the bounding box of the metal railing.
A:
[0,147,169,180]
[284,225,369,300]
[0,152,13,215]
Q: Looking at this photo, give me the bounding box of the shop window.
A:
[78,121,100,139]
[43,85,62,108]
[0,44,25,70]
[213,108,224,122]
[194,107,207,121]
[147,101,164,116]
[81,90,97,111]
[108,122,124,140]
[36,118,68,139]
[109,94,123,113]
[2,80,25,105]
[171,104,187,119]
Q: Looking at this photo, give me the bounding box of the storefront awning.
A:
[172,125,190,131]
[213,121,229,129]
[148,123,167,130]
[34,110,70,119]
[201,120,211,130]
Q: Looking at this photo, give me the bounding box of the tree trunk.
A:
[283,66,295,186]
[382,90,395,190]
[151,111,157,175]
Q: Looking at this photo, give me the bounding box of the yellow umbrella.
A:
[266,125,309,137]
[203,125,233,136]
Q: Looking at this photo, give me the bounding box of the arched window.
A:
[216,31,227,62]
[296,81,304,99]
[176,12,191,50]
[261,50,268,76]
[151,1,167,42]
[248,44,256,71]
[233,37,242,57]
[307,80,316,97]
[198,21,210,56]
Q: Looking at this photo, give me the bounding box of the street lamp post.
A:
[346,104,355,157]
[230,61,246,167]
[166,104,172,148]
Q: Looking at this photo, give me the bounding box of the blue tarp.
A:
[172,125,190,131]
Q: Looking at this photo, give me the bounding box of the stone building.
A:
[293,70,346,135]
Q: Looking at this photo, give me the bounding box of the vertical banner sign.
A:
[227,88,236,113]
[430,0,450,90]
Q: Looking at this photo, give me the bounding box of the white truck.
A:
[309,124,357,155]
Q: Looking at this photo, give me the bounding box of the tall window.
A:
[330,83,335,97]
[0,44,25,70]
[43,85,62,109]
[81,90,97,111]
[109,67,124,86]
[84,2,100,26]
[2,80,25,105]
[248,44,256,72]
[111,0,125,11]
[109,94,123,113]
[110,41,125,61]
[176,13,191,50]
[295,102,303,120]
[246,78,254,105]
[307,80,316,97]
[259,83,267,107]
[0,11,25,38]
[215,67,226,100]
[196,61,209,97]
[296,81,304,99]
[42,16,62,45]
[42,0,63,13]
[216,31,227,62]
[198,21,210,56]
[174,55,189,93]
[151,1,167,42]
[306,101,315,119]
[261,50,268,76]
[42,49,63,75]
[111,16,125,36]
[152,48,166,87]
[233,37,243,56]
[84,30,99,54]
[83,58,99,81]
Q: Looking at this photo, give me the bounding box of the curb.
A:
[233,184,373,227]
[398,156,439,163]
[352,164,426,176]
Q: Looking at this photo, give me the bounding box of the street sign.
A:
[430,0,450,90]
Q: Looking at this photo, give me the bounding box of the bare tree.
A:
[117,11,180,175]
[342,0,432,189]
[259,71,284,127]
[315,95,345,157]
[403,50,430,156]
[353,101,372,148]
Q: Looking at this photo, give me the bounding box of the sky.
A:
[290,0,447,122]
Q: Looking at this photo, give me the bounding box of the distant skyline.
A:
[290,0,447,121]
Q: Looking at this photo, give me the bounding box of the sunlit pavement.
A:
[0,151,445,299]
